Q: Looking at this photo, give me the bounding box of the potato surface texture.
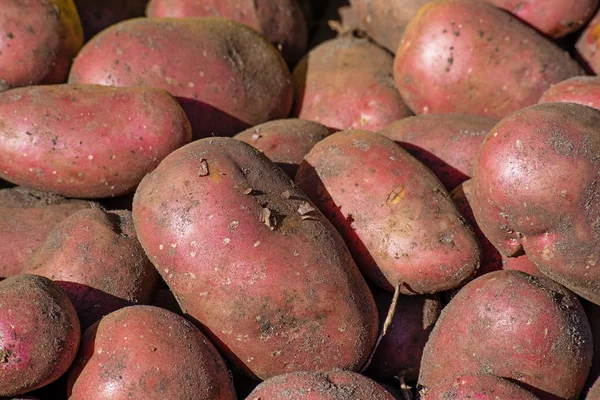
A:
[132,137,378,380]
[539,76,600,110]
[421,374,540,399]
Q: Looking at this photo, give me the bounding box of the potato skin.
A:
[293,36,412,132]
[296,129,480,294]
[471,103,600,305]
[419,270,593,400]
[0,187,96,278]
[0,0,83,91]
[69,17,293,140]
[0,275,80,396]
[394,0,583,119]
[24,209,159,330]
[539,76,600,110]
[132,137,378,379]
[379,114,497,191]
[0,84,191,198]
[146,0,308,66]
[421,374,540,400]
[234,119,332,178]
[74,0,148,40]
[67,306,236,400]
[577,10,600,74]
[246,370,396,400]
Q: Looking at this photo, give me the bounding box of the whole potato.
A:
[394,0,583,119]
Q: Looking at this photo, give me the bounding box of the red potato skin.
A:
[419,271,593,400]
[0,84,191,198]
[73,0,148,40]
[146,0,308,66]
[0,187,96,278]
[246,370,396,400]
[471,103,600,305]
[539,76,600,110]
[293,36,413,132]
[502,254,543,277]
[577,10,600,74]
[234,119,332,178]
[67,306,236,400]
[23,209,159,330]
[296,129,480,294]
[69,18,293,140]
[0,0,83,92]
[132,137,378,380]
[379,114,497,191]
[0,275,80,397]
[394,0,583,119]
[421,374,540,400]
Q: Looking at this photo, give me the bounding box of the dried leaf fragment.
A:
[260,207,275,229]
[387,185,406,206]
[198,158,209,176]
[297,202,315,215]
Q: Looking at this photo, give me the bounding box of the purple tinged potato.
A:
[0,275,80,397]
[471,102,600,305]
[0,84,191,198]
[132,137,378,380]
[421,374,540,400]
[69,18,293,140]
[539,76,600,110]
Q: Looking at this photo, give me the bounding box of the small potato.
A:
[69,18,293,139]
[146,0,308,66]
[67,306,236,400]
[539,76,600,110]
[296,129,480,294]
[421,374,540,399]
[0,0,83,91]
[293,36,412,132]
[24,209,159,330]
[0,84,191,198]
[394,0,583,119]
[379,114,497,191]
[246,370,396,400]
[0,275,80,397]
[74,0,148,40]
[0,187,96,278]
[419,271,593,400]
[234,119,332,178]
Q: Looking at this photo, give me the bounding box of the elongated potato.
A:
[296,130,480,294]
[0,0,83,92]
[69,18,293,139]
[132,137,378,380]
[394,0,583,119]
[0,84,191,198]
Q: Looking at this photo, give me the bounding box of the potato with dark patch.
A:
[394,0,583,119]
[24,208,159,330]
[293,36,412,132]
[0,275,80,397]
[74,0,148,40]
[146,0,308,66]
[67,306,236,400]
[246,370,396,399]
[69,18,293,140]
[421,374,540,399]
[471,102,600,305]
[0,84,191,198]
[296,129,480,294]
[419,270,593,400]
[379,114,497,191]
[132,137,378,380]
[234,119,331,178]
[0,187,96,278]
[539,76,600,109]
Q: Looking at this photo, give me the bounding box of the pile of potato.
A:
[2,0,600,399]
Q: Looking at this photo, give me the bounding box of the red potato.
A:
[0,0,83,92]
[132,137,378,380]
[0,187,96,278]
[539,76,600,109]
[577,10,600,74]
[394,0,583,119]
[234,119,332,178]
[0,275,80,397]
[146,0,308,66]
[296,129,480,294]
[293,36,413,132]
[67,306,236,400]
[23,209,159,330]
[421,374,540,399]
[0,84,191,198]
[379,114,497,191]
[246,370,396,400]
[502,254,543,277]
[69,18,293,140]
[470,103,600,305]
[73,0,148,40]
[419,270,593,400]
